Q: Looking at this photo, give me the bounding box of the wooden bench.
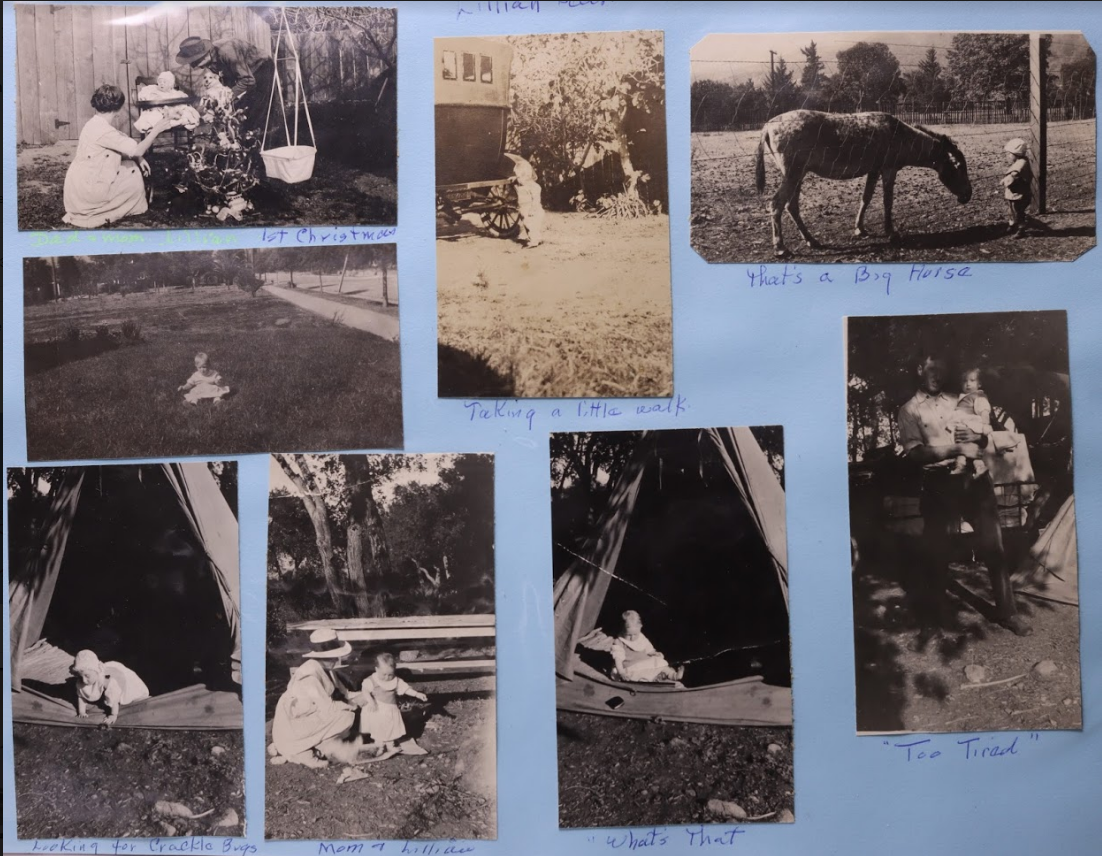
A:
[288,615,496,679]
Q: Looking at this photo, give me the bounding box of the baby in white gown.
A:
[134,71,200,133]
[179,352,231,405]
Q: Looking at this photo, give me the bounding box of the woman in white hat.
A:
[269,629,359,768]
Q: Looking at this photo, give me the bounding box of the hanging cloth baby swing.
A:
[261,7,317,183]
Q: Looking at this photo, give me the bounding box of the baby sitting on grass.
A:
[134,71,200,133]
[71,649,150,727]
[179,352,232,405]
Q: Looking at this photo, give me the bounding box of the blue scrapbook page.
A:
[3,2,1100,855]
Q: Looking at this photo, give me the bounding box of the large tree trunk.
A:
[343,456,394,617]
[616,103,641,199]
[274,454,348,615]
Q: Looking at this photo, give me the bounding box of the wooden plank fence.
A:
[14,4,271,145]
[16,5,393,146]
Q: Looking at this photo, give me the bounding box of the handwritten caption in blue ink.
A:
[318,842,475,855]
[463,395,689,432]
[456,1,609,21]
[745,263,974,295]
[262,227,397,246]
[587,826,747,849]
[885,732,1041,762]
[29,838,258,855]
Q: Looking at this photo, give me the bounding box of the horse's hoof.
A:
[887,232,903,246]
[806,240,824,251]
[774,249,792,259]
[853,229,868,239]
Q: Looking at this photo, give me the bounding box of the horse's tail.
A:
[755,135,766,195]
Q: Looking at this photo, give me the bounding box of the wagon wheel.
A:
[481,183,522,239]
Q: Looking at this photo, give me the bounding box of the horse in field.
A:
[754,110,972,257]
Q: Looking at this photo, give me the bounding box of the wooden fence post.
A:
[1029,33,1048,215]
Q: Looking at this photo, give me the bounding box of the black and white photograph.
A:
[22,244,401,462]
[7,462,244,839]
[435,31,672,398]
[15,4,396,231]
[551,428,794,829]
[847,311,1082,735]
[691,32,1096,262]
[265,453,497,841]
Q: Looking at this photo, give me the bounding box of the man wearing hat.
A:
[176,35,276,136]
[269,628,360,768]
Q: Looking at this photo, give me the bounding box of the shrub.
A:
[62,323,82,343]
[95,325,111,341]
[121,319,143,344]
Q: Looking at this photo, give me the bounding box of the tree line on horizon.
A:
[692,35,1096,131]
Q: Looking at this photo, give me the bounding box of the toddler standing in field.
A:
[179,352,231,405]
[358,652,430,759]
[1001,138,1035,238]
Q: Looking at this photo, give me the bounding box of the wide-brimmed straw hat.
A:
[302,628,352,660]
[176,36,215,68]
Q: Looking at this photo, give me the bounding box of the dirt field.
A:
[854,556,1083,735]
[13,724,244,839]
[691,121,1096,263]
[558,713,794,829]
[23,287,402,461]
[437,213,673,399]
[265,675,497,841]
[16,142,397,232]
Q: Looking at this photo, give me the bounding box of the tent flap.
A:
[163,463,243,684]
[8,471,86,692]
[1012,495,1079,606]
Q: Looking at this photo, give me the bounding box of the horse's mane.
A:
[913,123,960,152]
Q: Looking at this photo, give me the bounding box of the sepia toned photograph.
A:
[7,462,244,839]
[435,31,672,399]
[266,453,497,841]
[847,311,1081,735]
[15,4,396,231]
[691,32,1096,263]
[22,244,401,462]
[551,428,794,829]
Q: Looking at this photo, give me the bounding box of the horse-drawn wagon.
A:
[435,38,522,239]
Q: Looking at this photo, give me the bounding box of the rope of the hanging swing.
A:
[555,542,668,607]
[282,6,317,150]
[263,9,292,152]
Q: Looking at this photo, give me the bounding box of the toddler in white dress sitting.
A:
[71,649,150,726]
[134,71,200,133]
[611,610,684,684]
[179,352,231,405]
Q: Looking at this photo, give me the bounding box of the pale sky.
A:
[691,31,1089,85]
[268,454,459,507]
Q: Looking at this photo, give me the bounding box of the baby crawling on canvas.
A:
[71,649,150,727]
[179,352,232,405]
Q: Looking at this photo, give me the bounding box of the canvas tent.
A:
[8,463,242,729]
[553,428,792,726]
[1012,495,1079,606]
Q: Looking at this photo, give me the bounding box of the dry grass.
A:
[437,212,673,399]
